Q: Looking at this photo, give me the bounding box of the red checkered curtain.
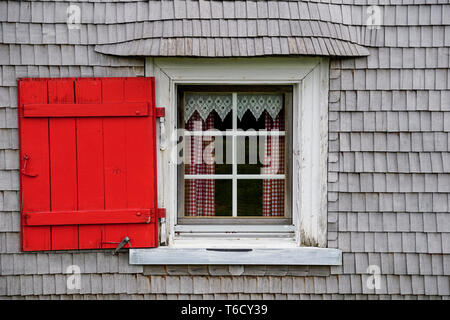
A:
[262,111,285,217]
[185,111,215,216]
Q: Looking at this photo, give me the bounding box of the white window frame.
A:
[181,91,288,221]
[145,57,329,250]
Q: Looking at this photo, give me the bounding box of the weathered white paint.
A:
[172,237,298,249]
[129,247,342,265]
[174,225,296,233]
[153,57,320,81]
[295,59,330,247]
[146,57,329,251]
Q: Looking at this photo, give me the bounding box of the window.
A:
[146,57,330,250]
[177,85,292,225]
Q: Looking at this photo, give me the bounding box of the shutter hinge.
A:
[158,208,167,246]
[156,107,166,151]
[157,208,166,219]
[155,107,165,118]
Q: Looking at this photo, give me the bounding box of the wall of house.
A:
[0,0,449,300]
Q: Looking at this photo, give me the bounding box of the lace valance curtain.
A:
[184,93,284,122]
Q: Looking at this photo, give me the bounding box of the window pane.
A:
[184,135,232,175]
[236,136,262,174]
[237,179,285,217]
[237,180,262,216]
[184,179,232,217]
[184,93,232,130]
[237,94,284,131]
[237,110,266,131]
[236,135,285,175]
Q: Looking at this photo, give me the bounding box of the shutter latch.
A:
[112,236,131,255]
[21,154,38,177]
[155,107,166,151]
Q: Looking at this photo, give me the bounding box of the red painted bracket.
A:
[155,107,165,118]
[157,208,166,219]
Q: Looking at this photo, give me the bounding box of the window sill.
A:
[129,247,342,266]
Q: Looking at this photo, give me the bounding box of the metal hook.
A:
[112,236,131,256]
[21,154,38,177]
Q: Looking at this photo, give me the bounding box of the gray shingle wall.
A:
[0,0,449,300]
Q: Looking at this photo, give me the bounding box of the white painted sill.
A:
[129,247,342,266]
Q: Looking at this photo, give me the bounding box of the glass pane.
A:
[215,179,233,217]
[237,179,285,217]
[237,94,285,131]
[237,180,262,217]
[237,110,266,131]
[184,93,232,130]
[184,135,232,175]
[236,136,262,174]
[236,136,285,175]
[184,179,232,217]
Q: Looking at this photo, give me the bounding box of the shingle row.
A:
[1,293,449,300]
[0,1,380,25]
[1,273,448,297]
[330,111,450,132]
[329,192,450,212]
[336,132,449,152]
[363,26,450,48]
[335,212,450,233]
[0,252,143,275]
[0,45,143,68]
[3,1,450,28]
[337,231,449,254]
[7,23,450,50]
[329,90,450,112]
[354,48,450,69]
[336,68,450,91]
[340,252,450,276]
[0,20,365,44]
[11,293,450,300]
[3,0,450,6]
[95,36,369,57]
[329,152,450,173]
[0,256,330,277]
[329,173,450,192]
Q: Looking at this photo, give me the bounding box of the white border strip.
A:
[129,248,342,265]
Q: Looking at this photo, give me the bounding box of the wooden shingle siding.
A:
[0,0,449,299]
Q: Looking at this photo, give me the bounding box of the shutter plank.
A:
[76,79,104,249]
[19,80,51,251]
[48,79,79,250]
[102,78,131,248]
[124,78,158,247]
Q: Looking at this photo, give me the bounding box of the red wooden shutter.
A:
[18,77,160,251]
